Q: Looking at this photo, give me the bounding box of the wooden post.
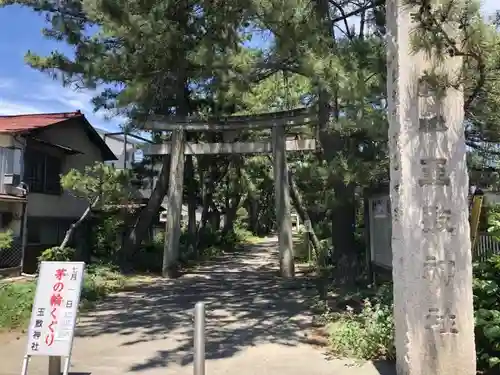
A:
[304,219,311,264]
[387,1,476,374]
[48,356,61,375]
[163,129,185,277]
[272,125,294,278]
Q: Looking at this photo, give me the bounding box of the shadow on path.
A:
[76,238,317,373]
[2,238,396,375]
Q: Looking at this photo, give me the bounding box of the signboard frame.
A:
[21,261,85,375]
[372,198,389,219]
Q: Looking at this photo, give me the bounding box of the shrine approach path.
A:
[2,237,394,375]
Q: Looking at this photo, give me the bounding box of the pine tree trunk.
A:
[246,195,259,233]
[287,170,321,254]
[210,202,221,231]
[60,196,100,250]
[222,195,242,235]
[330,181,357,283]
[122,155,170,262]
[162,129,185,277]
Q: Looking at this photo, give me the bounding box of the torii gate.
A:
[142,108,317,279]
[387,1,475,375]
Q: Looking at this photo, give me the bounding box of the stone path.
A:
[1,237,395,375]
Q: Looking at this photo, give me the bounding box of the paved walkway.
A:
[2,237,395,375]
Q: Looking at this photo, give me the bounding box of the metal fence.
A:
[0,237,23,275]
[474,233,500,262]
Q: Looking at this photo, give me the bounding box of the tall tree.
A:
[0,0,256,268]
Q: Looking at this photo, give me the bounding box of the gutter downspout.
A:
[18,182,28,275]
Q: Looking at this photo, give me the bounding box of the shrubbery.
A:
[135,225,256,272]
[326,257,500,373]
[38,246,76,262]
[0,264,127,330]
[473,255,500,371]
[327,284,395,361]
[0,229,13,251]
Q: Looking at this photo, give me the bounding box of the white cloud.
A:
[0,99,43,115]
[31,83,96,113]
[29,81,128,128]
[0,76,126,131]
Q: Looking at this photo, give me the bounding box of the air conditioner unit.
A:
[4,173,20,186]
[3,173,22,196]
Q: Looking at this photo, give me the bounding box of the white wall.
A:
[26,121,104,219]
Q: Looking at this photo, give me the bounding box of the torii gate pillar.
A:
[162,129,185,277]
[272,125,294,278]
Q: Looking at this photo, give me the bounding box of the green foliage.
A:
[133,224,256,273]
[61,162,132,206]
[473,255,500,372]
[0,281,36,329]
[92,215,124,259]
[80,264,127,309]
[487,205,500,242]
[0,229,13,251]
[326,259,500,373]
[327,285,395,360]
[38,247,75,262]
[0,265,127,330]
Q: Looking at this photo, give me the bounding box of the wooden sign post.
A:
[386,1,476,374]
[21,261,85,375]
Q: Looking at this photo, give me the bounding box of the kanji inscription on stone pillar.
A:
[386,1,476,375]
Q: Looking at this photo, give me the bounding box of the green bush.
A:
[135,239,163,272]
[327,284,395,360]
[473,255,500,372]
[93,216,124,259]
[326,259,500,373]
[38,247,75,262]
[0,264,127,330]
[133,224,257,272]
[0,229,13,252]
[80,264,126,308]
[0,281,36,329]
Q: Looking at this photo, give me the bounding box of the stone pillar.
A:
[163,129,185,277]
[386,1,476,375]
[272,125,294,278]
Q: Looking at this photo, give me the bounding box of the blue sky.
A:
[0,1,497,133]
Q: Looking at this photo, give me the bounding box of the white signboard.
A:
[25,262,85,357]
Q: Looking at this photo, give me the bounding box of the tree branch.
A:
[416,4,487,112]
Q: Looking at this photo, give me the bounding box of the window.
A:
[24,149,62,194]
[27,218,72,245]
[0,212,13,230]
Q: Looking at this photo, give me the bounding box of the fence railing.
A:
[474,233,500,262]
[0,237,23,269]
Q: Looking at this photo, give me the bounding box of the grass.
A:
[0,280,36,330]
[241,233,268,245]
[0,264,138,331]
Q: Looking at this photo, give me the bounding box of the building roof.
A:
[95,128,143,145]
[0,111,117,161]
